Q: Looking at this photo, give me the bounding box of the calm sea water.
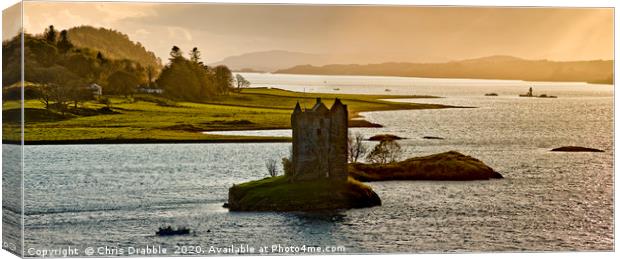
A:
[3,73,613,255]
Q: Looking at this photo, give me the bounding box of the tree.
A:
[348,132,368,163]
[106,70,139,97]
[213,65,233,94]
[30,66,79,114]
[169,46,183,61]
[61,52,99,82]
[43,25,57,43]
[156,46,233,101]
[265,158,278,177]
[96,51,106,62]
[235,74,250,91]
[189,47,201,63]
[157,59,205,100]
[281,146,294,176]
[145,65,156,88]
[68,80,94,109]
[57,30,73,52]
[366,139,402,164]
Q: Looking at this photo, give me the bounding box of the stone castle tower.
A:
[290,98,348,182]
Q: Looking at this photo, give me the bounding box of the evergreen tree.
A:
[57,30,73,52]
[43,25,57,44]
[189,47,201,63]
[169,46,183,61]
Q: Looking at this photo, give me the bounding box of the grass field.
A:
[2,87,451,144]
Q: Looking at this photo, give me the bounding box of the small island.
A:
[368,134,405,141]
[551,146,604,152]
[349,151,503,181]
[227,176,380,211]
[228,99,381,212]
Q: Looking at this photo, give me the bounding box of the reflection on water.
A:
[239,72,612,97]
[207,129,292,137]
[2,144,23,254]
[12,74,614,254]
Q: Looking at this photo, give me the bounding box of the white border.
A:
[0,1,617,259]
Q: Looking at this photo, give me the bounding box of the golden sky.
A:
[5,2,614,63]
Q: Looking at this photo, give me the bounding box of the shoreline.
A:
[4,88,461,145]
[5,106,466,145]
[3,137,293,146]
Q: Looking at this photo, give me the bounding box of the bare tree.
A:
[266,158,278,177]
[348,132,368,163]
[366,139,402,164]
[31,66,78,113]
[235,74,251,92]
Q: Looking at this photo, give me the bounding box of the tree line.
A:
[156,46,237,101]
[3,25,247,114]
[3,25,153,111]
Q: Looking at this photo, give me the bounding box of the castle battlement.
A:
[290,98,348,182]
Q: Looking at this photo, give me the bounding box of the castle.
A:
[290,98,348,182]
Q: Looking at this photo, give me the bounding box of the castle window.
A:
[317,129,321,136]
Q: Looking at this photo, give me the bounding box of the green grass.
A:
[2,88,450,143]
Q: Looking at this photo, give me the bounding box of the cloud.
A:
[22,2,157,35]
[2,2,22,40]
[166,26,193,41]
[134,28,150,36]
[17,2,614,63]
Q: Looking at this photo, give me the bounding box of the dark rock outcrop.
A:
[551,146,604,152]
[349,151,503,181]
[368,134,405,141]
[227,176,381,212]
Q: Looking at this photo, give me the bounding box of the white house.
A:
[88,83,103,96]
[137,87,164,94]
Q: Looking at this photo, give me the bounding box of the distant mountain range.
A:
[209,50,402,72]
[275,55,613,84]
[209,50,327,72]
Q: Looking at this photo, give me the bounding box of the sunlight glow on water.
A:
[5,74,613,254]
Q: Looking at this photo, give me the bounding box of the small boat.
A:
[538,94,557,98]
[484,93,498,96]
[156,226,190,236]
[333,88,340,91]
[384,89,391,92]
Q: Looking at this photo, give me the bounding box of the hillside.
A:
[3,27,149,98]
[275,56,613,84]
[67,26,162,70]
